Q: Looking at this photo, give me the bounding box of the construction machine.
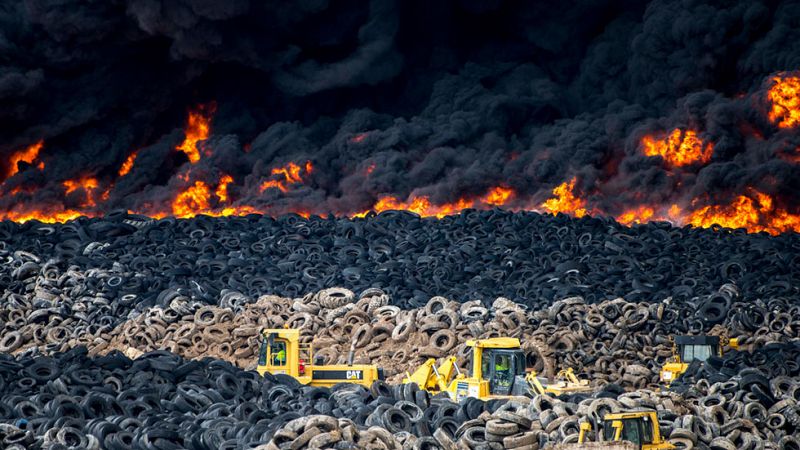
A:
[555,410,674,449]
[403,337,591,401]
[659,334,738,385]
[256,328,384,388]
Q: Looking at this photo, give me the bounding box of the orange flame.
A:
[541,178,587,218]
[617,206,655,225]
[687,190,800,235]
[172,181,212,218]
[483,186,513,206]
[354,186,516,219]
[118,152,137,177]
[215,174,233,202]
[176,105,213,163]
[63,176,100,207]
[767,74,800,128]
[616,204,683,225]
[6,140,44,179]
[641,129,713,167]
[0,209,85,224]
[259,161,313,193]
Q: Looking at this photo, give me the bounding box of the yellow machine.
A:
[256,328,383,388]
[659,334,738,384]
[572,411,675,449]
[403,337,591,401]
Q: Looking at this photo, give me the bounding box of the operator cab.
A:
[603,416,654,447]
[480,348,526,395]
[674,335,720,363]
[598,411,671,449]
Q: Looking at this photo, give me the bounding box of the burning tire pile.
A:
[1,212,799,449]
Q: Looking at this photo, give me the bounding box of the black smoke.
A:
[2,0,800,220]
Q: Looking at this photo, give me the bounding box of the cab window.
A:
[640,417,653,443]
[481,352,492,378]
[621,419,641,445]
[512,351,525,375]
[271,341,287,366]
[258,337,268,365]
[681,344,714,362]
[603,419,643,445]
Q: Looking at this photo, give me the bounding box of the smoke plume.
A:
[2,0,800,233]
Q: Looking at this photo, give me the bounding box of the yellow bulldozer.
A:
[403,336,591,401]
[659,334,738,385]
[556,410,674,449]
[256,328,384,388]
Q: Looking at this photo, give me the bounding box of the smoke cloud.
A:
[1,0,800,227]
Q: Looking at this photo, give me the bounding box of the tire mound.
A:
[1,210,797,312]
[2,348,798,450]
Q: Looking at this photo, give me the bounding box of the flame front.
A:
[260,161,313,193]
[118,152,137,177]
[354,186,516,219]
[767,74,800,128]
[641,129,713,167]
[541,178,587,218]
[617,206,655,225]
[176,105,214,163]
[6,141,44,179]
[687,190,800,235]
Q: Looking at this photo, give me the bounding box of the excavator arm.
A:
[525,371,547,395]
[404,356,459,392]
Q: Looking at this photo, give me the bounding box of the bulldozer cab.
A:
[592,411,673,450]
[674,335,720,363]
[478,348,526,396]
[256,329,310,378]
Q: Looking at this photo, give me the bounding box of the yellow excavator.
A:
[256,328,384,388]
[659,334,738,385]
[403,337,591,401]
[556,410,674,449]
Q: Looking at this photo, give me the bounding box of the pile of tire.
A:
[0,209,797,311]
[5,346,798,450]
[43,285,796,391]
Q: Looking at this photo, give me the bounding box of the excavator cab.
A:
[477,347,527,396]
[576,411,674,450]
[403,337,590,400]
[660,335,738,384]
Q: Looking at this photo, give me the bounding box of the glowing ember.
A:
[541,178,587,218]
[767,74,800,128]
[176,105,214,163]
[259,161,313,193]
[641,129,713,167]
[118,152,137,177]
[215,174,233,202]
[688,190,800,235]
[350,133,368,143]
[6,141,44,179]
[63,176,100,207]
[365,163,376,175]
